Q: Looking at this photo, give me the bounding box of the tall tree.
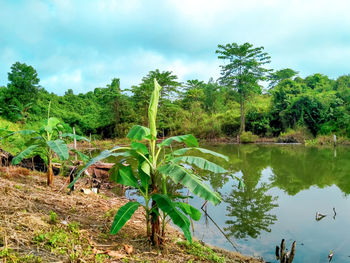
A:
[181,80,205,110]
[7,62,40,104]
[216,43,271,134]
[0,62,40,121]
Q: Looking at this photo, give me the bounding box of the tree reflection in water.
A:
[224,182,278,239]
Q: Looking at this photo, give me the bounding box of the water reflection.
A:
[190,144,350,262]
[204,144,350,197]
[224,182,278,239]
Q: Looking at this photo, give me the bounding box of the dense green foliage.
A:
[1,43,350,142]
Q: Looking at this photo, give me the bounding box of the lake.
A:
[187,144,350,263]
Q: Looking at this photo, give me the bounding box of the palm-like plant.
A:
[69,79,229,245]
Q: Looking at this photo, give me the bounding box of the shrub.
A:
[277,127,313,143]
[240,131,258,143]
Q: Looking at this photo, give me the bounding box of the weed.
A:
[67,221,80,234]
[104,208,118,218]
[95,253,110,262]
[177,241,225,263]
[0,248,43,262]
[98,193,110,200]
[0,248,11,257]
[14,184,22,190]
[49,211,58,224]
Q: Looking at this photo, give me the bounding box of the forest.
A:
[1,43,350,144]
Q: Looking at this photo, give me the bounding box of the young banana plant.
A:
[6,103,89,185]
[68,79,229,245]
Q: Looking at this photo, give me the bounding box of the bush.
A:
[276,127,313,143]
[240,131,258,143]
[216,110,240,137]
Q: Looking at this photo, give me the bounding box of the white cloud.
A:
[41,70,83,93]
[2,0,350,93]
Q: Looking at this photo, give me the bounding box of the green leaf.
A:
[0,128,12,139]
[171,156,227,173]
[61,133,90,142]
[12,145,39,165]
[139,160,151,190]
[172,147,229,161]
[175,202,201,221]
[158,164,221,205]
[148,79,162,139]
[159,134,199,148]
[131,142,149,155]
[44,117,61,133]
[127,125,150,141]
[18,130,38,136]
[3,129,38,139]
[68,150,126,189]
[111,165,139,188]
[70,149,90,162]
[47,139,69,160]
[47,117,61,128]
[152,194,192,243]
[110,202,140,234]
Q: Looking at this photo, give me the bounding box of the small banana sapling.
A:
[6,102,89,186]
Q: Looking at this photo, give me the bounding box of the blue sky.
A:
[1,0,350,95]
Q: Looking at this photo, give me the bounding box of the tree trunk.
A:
[150,183,162,246]
[150,199,162,246]
[47,158,53,186]
[240,96,245,134]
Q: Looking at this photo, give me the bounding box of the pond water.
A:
[187,144,350,263]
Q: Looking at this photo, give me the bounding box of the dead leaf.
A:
[107,250,125,259]
[124,244,133,254]
[92,248,104,254]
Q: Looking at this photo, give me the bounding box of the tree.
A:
[0,62,40,121]
[269,68,298,88]
[335,75,350,104]
[181,80,205,110]
[216,43,271,134]
[131,70,181,126]
[7,62,40,102]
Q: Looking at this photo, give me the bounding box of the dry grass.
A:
[0,168,263,263]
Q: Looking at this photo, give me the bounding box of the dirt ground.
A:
[0,166,264,263]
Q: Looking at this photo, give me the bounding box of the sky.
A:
[1,0,350,95]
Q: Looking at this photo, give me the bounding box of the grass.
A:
[48,211,58,224]
[32,218,93,259]
[0,248,43,263]
[177,241,225,263]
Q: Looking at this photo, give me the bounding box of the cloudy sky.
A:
[1,0,350,94]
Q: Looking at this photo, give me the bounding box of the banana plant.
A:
[7,102,88,186]
[68,79,229,245]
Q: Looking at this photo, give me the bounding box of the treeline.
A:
[1,43,350,139]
